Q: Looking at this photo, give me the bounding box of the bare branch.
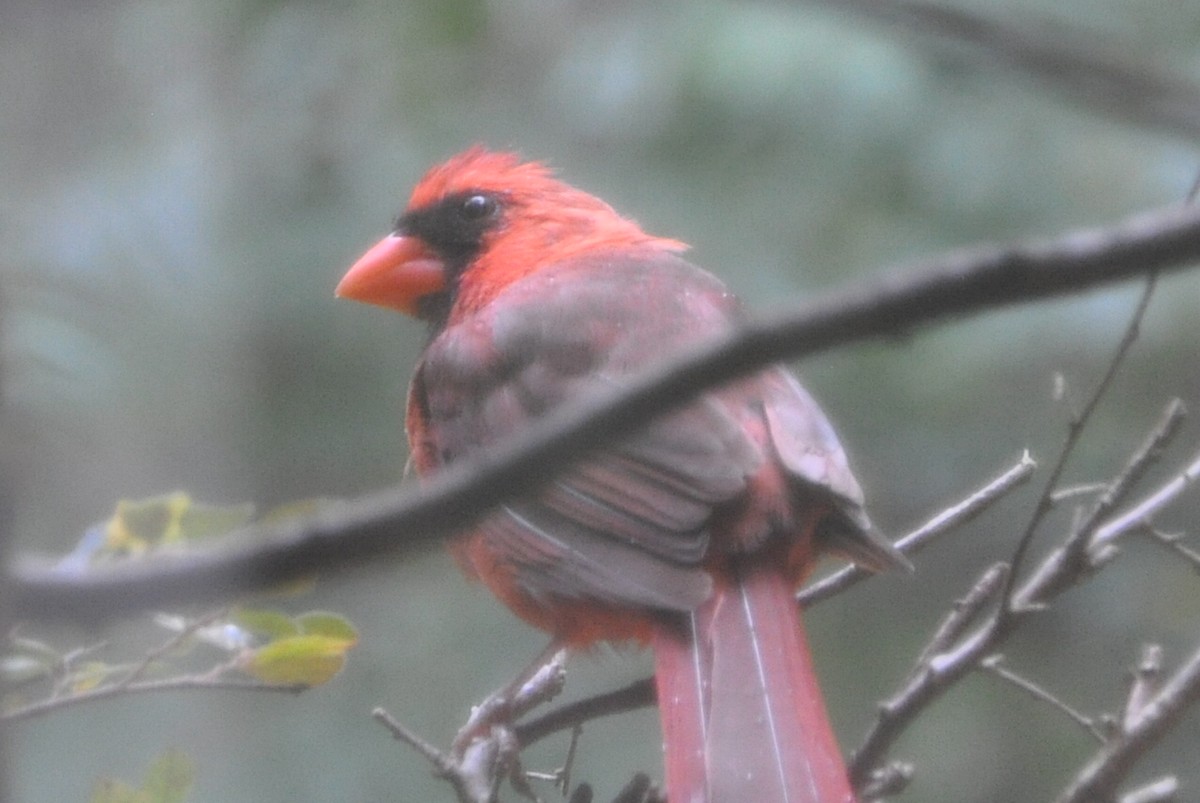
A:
[9,202,1200,623]
[848,562,1009,785]
[1081,400,1187,539]
[112,607,229,690]
[515,679,655,750]
[858,761,914,802]
[374,652,572,803]
[914,564,1007,667]
[1050,483,1112,503]
[1013,396,1188,608]
[1123,644,1165,733]
[850,277,1191,785]
[1091,447,1200,550]
[1120,776,1179,803]
[2,673,304,724]
[1139,527,1200,572]
[373,707,496,803]
[1002,275,1157,614]
[1056,644,1200,803]
[980,655,1106,742]
[800,454,1034,607]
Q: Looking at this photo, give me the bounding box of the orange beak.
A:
[335,234,445,316]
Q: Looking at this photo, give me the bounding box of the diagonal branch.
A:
[799,453,1035,607]
[2,674,305,724]
[1001,274,1157,615]
[1055,643,1200,803]
[9,201,1200,623]
[1091,447,1200,550]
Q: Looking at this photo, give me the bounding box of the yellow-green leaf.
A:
[71,661,115,694]
[231,608,298,641]
[241,634,353,686]
[175,501,255,543]
[101,493,255,554]
[296,612,358,643]
[104,495,176,553]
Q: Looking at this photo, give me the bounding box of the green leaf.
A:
[174,500,255,543]
[296,611,359,643]
[104,494,184,553]
[71,661,116,693]
[99,493,255,555]
[241,634,354,686]
[231,608,299,641]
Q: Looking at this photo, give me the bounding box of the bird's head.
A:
[336,148,686,327]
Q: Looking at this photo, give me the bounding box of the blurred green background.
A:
[4,1,1200,801]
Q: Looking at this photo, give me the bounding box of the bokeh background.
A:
[4,1,1200,801]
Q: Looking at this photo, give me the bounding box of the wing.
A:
[412,252,760,612]
[412,250,904,615]
[761,367,910,572]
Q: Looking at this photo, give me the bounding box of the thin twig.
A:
[915,565,1008,667]
[520,723,583,794]
[514,679,655,749]
[848,561,1007,786]
[1055,643,1200,803]
[373,707,452,771]
[376,652,570,802]
[1119,776,1179,803]
[1002,274,1157,615]
[1091,447,1200,549]
[980,655,1106,742]
[857,761,915,802]
[1123,644,1164,733]
[3,674,304,724]
[800,454,1034,607]
[1139,527,1200,572]
[373,707,499,803]
[47,640,109,697]
[1014,396,1187,608]
[1080,399,1187,539]
[113,607,230,689]
[1050,482,1110,503]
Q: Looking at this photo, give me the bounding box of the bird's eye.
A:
[460,194,498,221]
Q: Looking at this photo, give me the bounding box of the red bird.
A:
[337,149,908,802]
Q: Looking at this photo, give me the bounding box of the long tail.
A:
[653,557,856,803]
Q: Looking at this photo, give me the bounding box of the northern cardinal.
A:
[337,148,908,802]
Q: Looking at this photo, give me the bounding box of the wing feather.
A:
[416,250,903,616]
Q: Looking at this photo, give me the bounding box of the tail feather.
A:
[654,558,856,803]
